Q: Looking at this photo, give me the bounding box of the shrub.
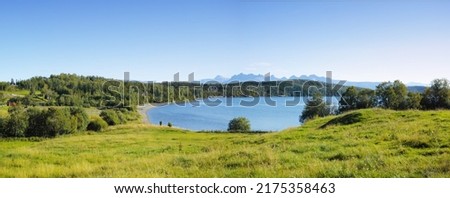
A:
[227,117,250,132]
[118,108,140,122]
[0,117,5,137]
[99,108,140,126]
[115,110,128,124]
[87,117,108,132]
[168,122,173,127]
[45,108,77,137]
[69,107,89,131]
[25,107,85,137]
[25,107,48,137]
[100,110,121,126]
[3,111,28,137]
[3,107,28,137]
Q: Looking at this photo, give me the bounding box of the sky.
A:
[0,0,449,84]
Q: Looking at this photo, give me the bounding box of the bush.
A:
[227,117,250,132]
[45,108,77,137]
[87,117,108,132]
[118,108,140,122]
[26,107,87,137]
[0,117,5,137]
[0,106,92,138]
[100,110,121,126]
[115,110,128,124]
[99,108,140,126]
[25,107,48,137]
[69,107,89,131]
[168,122,173,127]
[3,107,28,137]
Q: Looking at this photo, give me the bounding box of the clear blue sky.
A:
[1,0,449,84]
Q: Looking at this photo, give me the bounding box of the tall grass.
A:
[0,109,449,177]
[0,106,8,117]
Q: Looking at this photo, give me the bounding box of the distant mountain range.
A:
[200,73,428,91]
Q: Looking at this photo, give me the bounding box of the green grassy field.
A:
[0,109,449,178]
[0,89,31,96]
[0,106,8,117]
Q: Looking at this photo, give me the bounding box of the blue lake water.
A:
[148,97,337,131]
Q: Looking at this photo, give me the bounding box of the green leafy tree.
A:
[339,86,358,112]
[227,117,250,132]
[356,89,375,109]
[0,82,10,91]
[421,78,450,109]
[30,86,36,96]
[42,84,58,105]
[406,92,422,109]
[376,82,394,108]
[3,106,28,137]
[392,80,408,110]
[300,92,331,122]
[375,80,408,110]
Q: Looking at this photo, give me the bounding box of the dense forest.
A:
[1,73,346,108]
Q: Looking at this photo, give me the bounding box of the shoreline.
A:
[137,104,158,124]
[136,102,189,125]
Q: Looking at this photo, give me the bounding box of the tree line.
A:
[341,79,449,111]
[2,73,347,108]
[301,78,450,122]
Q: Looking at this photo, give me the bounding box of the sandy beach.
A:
[137,104,156,124]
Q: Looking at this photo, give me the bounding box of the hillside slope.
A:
[0,109,449,177]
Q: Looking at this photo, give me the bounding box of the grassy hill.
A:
[0,109,449,178]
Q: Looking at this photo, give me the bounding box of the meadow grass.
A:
[0,109,449,178]
[0,106,8,117]
[0,89,33,96]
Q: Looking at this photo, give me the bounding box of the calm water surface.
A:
[148,97,336,131]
